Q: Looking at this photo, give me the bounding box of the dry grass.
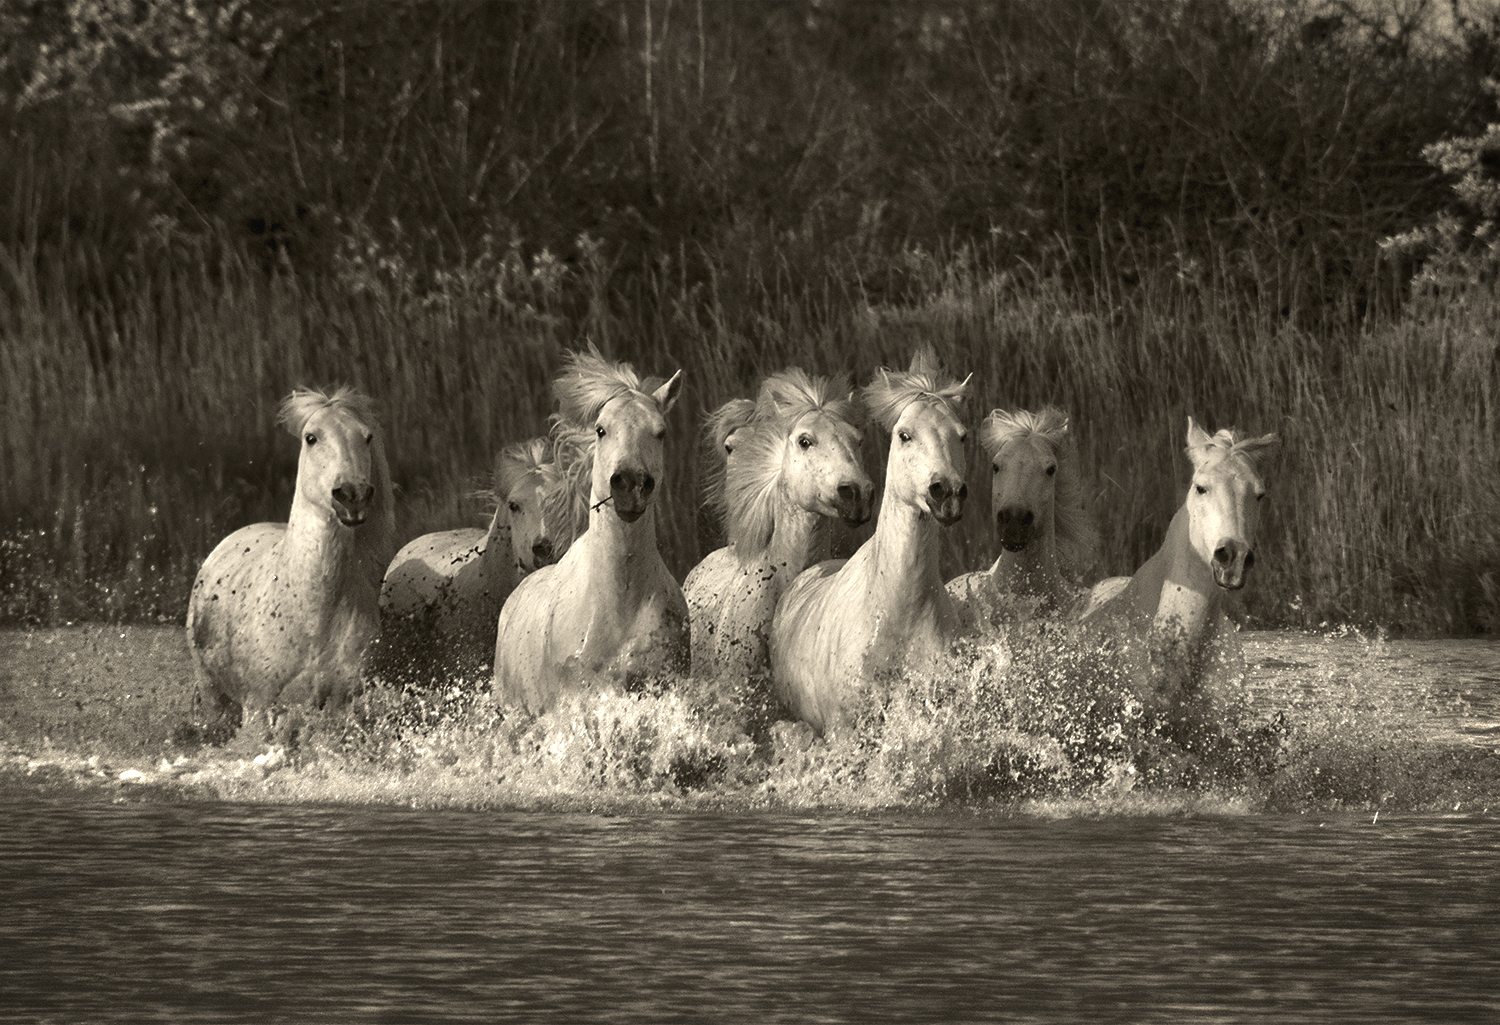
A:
[2,240,1497,633]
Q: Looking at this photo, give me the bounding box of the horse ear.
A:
[1185,416,1212,450]
[654,369,683,414]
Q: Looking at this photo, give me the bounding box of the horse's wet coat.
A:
[186,388,396,720]
[769,351,972,736]
[493,349,688,713]
[684,369,872,683]
[1079,417,1277,712]
[377,439,576,685]
[948,407,1099,630]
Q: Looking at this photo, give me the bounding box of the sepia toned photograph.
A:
[2,1,1497,1021]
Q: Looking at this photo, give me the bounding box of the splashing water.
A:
[3,621,1496,815]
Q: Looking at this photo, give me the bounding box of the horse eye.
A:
[991,463,1000,475]
[898,430,912,444]
[596,425,606,438]
[1195,484,1208,495]
[304,433,317,446]
[508,501,521,514]
[1046,465,1057,476]
[365,433,374,445]
[654,428,666,441]
[1256,492,1267,502]
[797,435,814,449]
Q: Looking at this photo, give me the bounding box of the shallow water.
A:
[2,629,1499,1022]
[4,797,1497,1024]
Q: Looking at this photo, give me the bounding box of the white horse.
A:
[493,348,688,712]
[683,368,873,681]
[1079,417,1278,712]
[378,437,577,685]
[947,407,1098,629]
[769,350,971,735]
[187,387,396,720]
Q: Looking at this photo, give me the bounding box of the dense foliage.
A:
[3,0,1500,633]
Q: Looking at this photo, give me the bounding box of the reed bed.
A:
[3,239,1497,634]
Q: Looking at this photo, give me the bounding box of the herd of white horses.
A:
[186,346,1277,737]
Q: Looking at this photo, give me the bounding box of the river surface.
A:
[2,630,1498,1023]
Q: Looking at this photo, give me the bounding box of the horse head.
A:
[496,437,568,571]
[983,407,1071,553]
[781,406,873,527]
[1184,417,1279,590]
[865,352,971,527]
[591,371,681,524]
[280,388,383,529]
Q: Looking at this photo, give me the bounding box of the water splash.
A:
[3,622,1497,815]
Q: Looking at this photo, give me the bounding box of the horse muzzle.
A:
[530,537,557,569]
[609,470,655,524]
[834,481,874,527]
[331,482,374,527]
[928,480,967,527]
[995,505,1035,552]
[1211,539,1255,590]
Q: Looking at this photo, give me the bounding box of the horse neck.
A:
[1131,503,1221,641]
[764,501,830,573]
[281,495,384,603]
[868,488,945,611]
[989,507,1063,603]
[579,499,662,595]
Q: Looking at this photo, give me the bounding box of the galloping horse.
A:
[769,351,971,735]
[493,348,688,712]
[947,407,1098,629]
[1079,417,1277,711]
[378,437,576,684]
[187,387,396,720]
[683,369,873,680]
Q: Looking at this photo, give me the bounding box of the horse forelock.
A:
[755,368,862,433]
[862,347,969,431]
[554,346,666,426]
[979,406,1068,456]
[1188,427,1279,479]
[495,436,553,499]
[278,386,379,436]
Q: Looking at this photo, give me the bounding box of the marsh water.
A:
[3,630,1499,1023]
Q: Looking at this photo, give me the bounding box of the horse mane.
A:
[702,369,865,556]
[553,344,668,426]
[862,348,969,432]
[547,416,598,539]
[980,406,1100,578]
[700,397,761,529]
[277,386,379,436]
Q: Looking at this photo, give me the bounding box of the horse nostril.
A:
[1213,546,1231,565]
[533,539,553,560]
[837,484,856,503]
[1243,550,1255,569]
[609,473,625,491]
[929,482,948,501]
[957,483,968,501]
[642,476,655,495]
[1019,509,1032,526]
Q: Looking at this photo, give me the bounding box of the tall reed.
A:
[3,237,1497,633]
